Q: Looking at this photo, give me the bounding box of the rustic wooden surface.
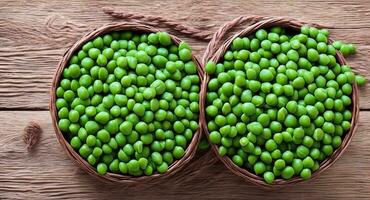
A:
[0,0,370,199]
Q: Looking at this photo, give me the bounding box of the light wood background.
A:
[1,0,370,199]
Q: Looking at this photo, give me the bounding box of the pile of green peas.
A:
[55,31,200,176]
[205,26,365,183]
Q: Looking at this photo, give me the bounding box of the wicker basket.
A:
[200,16,360,188]
[50,22,204,183]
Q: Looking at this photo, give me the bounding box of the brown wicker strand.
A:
[103,7,213,41]
[50,22,204,184]
[200,16,360,189]
[23,121,42,152]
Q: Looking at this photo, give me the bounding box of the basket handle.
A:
[103,7,213,42]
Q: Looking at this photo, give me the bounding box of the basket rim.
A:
[50,21,204,183]
[200,16,360,189]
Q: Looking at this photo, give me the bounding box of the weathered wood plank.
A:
[0,110,369,199]
[0,0,370,109]
[1,0,370,198]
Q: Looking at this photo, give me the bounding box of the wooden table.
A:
[1,0,370,199]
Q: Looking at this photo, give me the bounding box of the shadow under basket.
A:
[200,17,360,189]
[50,22,203,184]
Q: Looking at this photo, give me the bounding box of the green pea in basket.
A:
[200,16,360,188]
[50,22,204,184]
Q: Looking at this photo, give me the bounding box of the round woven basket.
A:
[200,16,360,188]
[50,22,204,183]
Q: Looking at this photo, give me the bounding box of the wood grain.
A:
[1,0,370,199]
[0,111,370,199]
[0,0,370,109]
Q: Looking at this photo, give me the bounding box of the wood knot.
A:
[23,121,42,152]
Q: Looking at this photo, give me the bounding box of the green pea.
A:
[355,75,366,86]
[163,152,174,165]
[296,145,310,158]
[158,32,172,46]
[232,155,244,167]
[282,151,294,163]
[253,162,266,175]
[292,77,305,89]
[263,171,275,184]
[97,163,108,175]
[117,162,128,174]
[274,159,286,170]
[135,122,148,134]
[147,33,159,44]
[157,162,169,174]
[179,49,192,62]
[260,151,272,164]
[96,129,110,143]
[300,168,312,180]
[303,156,315,168]
[173,146,185,159]
[79,144,92,158]
[281,166,295,179]
[254,29,267,40]
[127,160,140,173]
[247,122,263,135]
[265,139,277,152]
[86,135,97,147]
[265,93,278,106]
[284,114,298,128]
[58,119,70,132]
[242,102,256,116]
[259,69,274,82]
[101,145,113,156]
[340,44,351,56]
[133,103,145,117]
[95,111,110,124]
[70,136,82,149]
